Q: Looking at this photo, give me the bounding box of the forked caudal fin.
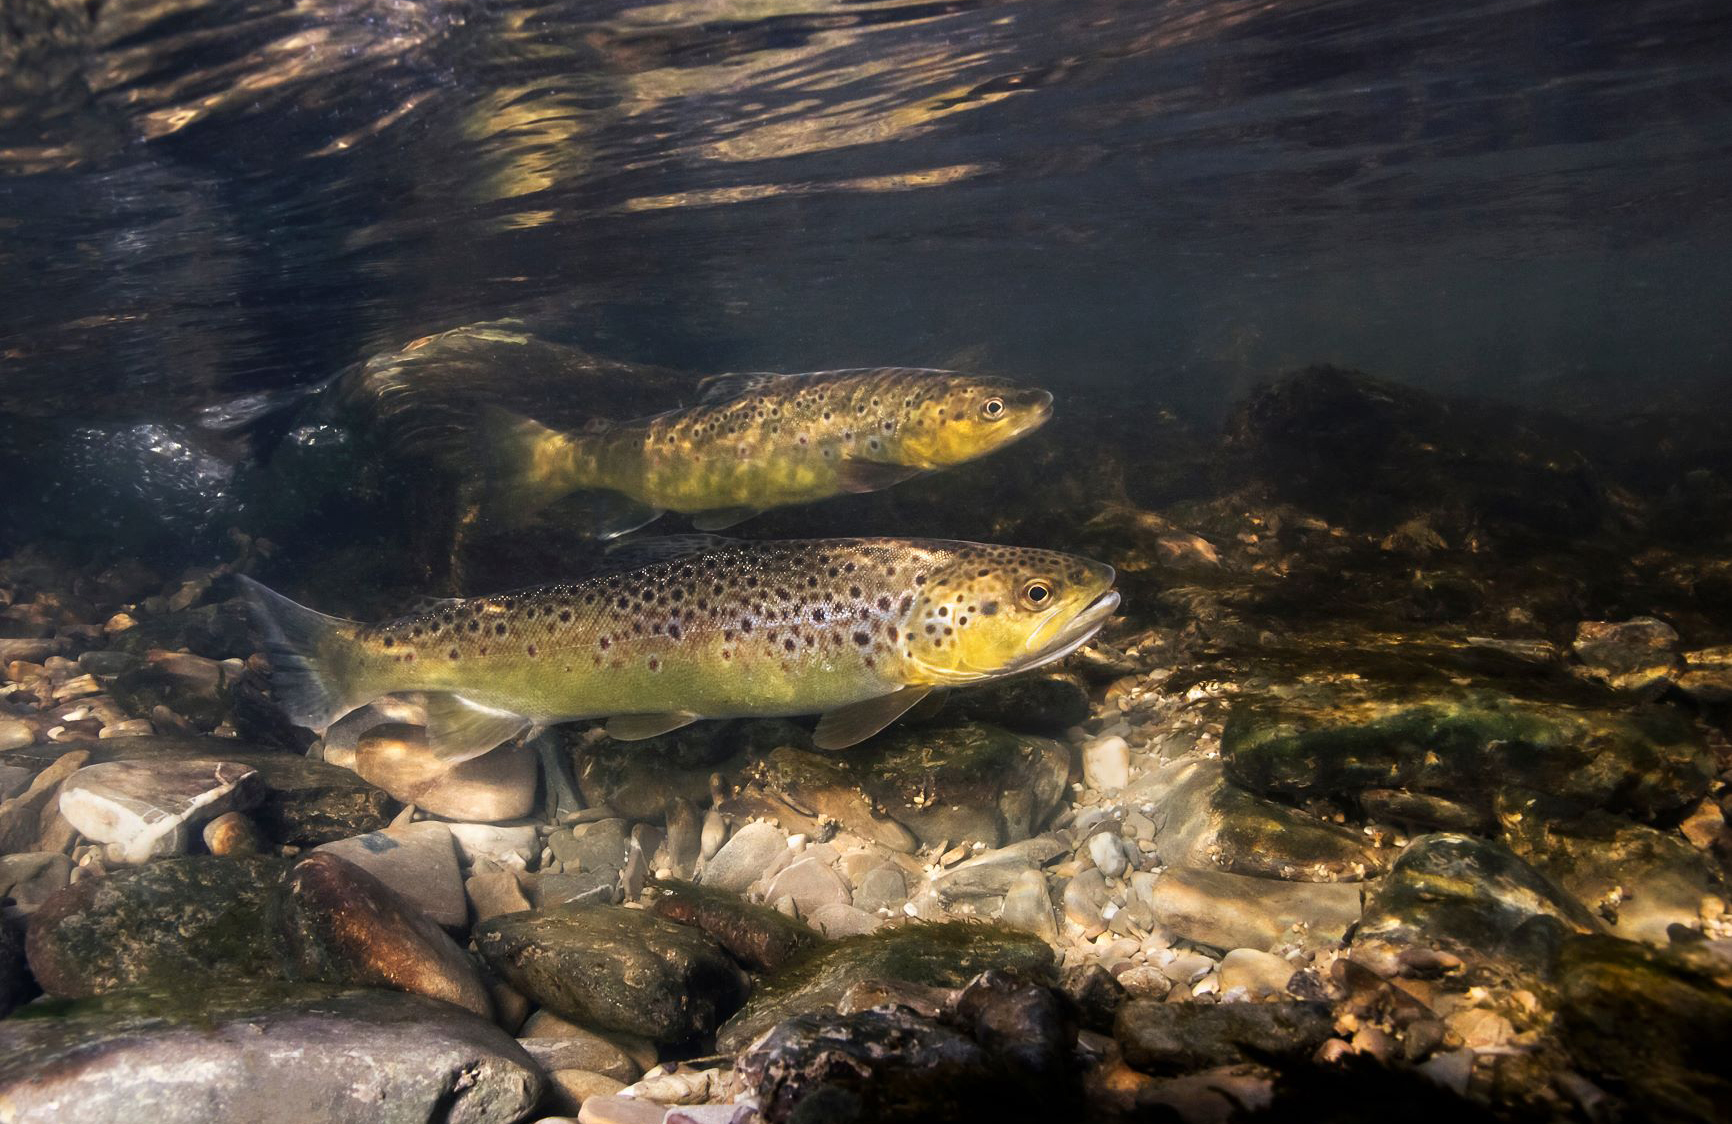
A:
[236,575,367,732]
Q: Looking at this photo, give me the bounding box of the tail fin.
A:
[236,575,366,731]
[478,406,588,526]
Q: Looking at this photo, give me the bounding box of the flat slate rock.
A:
[476,902,748,1042]
[313,820,467,929]
[2,738,394,845]
[0,984,541,1124]
[59,758,262,864]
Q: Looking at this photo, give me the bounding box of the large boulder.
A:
[475,903,747,1041]
[0,984,541,1124]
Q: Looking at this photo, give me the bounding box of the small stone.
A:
[0,719,35,751]
[663,799,701,878]
[313,820,467,930]
[576,1095,666,1124]
[621,840,649,901]
[700,808,727,861]
[1446,1007,1513,1049]
[808,902,881,937]
[536,870,620,909]
[648,878,820,972]
[1217,948,1294,999]
[0,851,73,916]
[1572,616,1682,693]
[1680,801,1728,851]
[853,865,907,913]
[476,903,748,1041]
[99,720,156,738]
[1149,868,1364,950]
[1160,952,1216,985]
[59,758,262,864]
[553,818,630,875]
[1088,831,1129,878]
[285,852,493,1019]
[519,1022,644,1083]
[202,811,264,856]
[665,1106,759,1124]
[1063,868,1110,937]
[1000,868,1059,944]
[764,857,850,918]
[1082,736,1131,792]
[701,821,787,891]
[545,1070,626,1113]
[469,871,534,922]
[447,822,540,870]
[355,726,538,822]
[1116,965,1173,999]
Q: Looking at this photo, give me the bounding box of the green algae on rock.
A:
[0,984,541,1124]
[1352,833,1601,976]
[25,856,293,998]
[716,920,1054,1053]
[475,902,748,1041]
[1223,685,1711,820]
[648,878,820,972]
[1113,998,1335,1075]
[1553,936,1732,1124]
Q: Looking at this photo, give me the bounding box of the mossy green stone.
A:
[475,902,747,1042]
[25,856,292,998]
[1223,686,1710,819]
[717,920,1054,1052]
[1554,936,1732,1124]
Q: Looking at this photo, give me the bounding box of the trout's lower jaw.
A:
[1008,589,1121,675]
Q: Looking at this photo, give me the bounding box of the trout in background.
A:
[240,535,1118,759]
[482,368,1054,537]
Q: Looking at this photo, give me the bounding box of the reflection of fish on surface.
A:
[479,367,1054,538]
[240,534,1118,761]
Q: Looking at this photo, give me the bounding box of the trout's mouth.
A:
[1006,585,1120,675]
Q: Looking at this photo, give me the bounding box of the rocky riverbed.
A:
[2,367,1729,1123]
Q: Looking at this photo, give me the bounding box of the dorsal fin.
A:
[694,372,797,404]
[602,534,740,569]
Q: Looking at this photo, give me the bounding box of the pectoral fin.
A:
[812,686,933,751]
[903,688,949,723]
[837,459,925,494]
[606,711,701,740]
[691,506,762,531]
[422,693,531,764]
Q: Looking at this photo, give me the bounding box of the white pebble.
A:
[1088,832,1129,878]
[1082,736,1131,791]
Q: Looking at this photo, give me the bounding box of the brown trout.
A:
[484,367,1053,536]
[241,535,1117,756]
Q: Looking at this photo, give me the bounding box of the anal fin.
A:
[423,693,531,764]
[606,712,700,740]
[690,506,762,532]
[812,685,933,751]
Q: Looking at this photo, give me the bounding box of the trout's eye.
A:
[1018,579,1054,610]
[981,397,1006,420]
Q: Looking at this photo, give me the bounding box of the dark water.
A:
[2,0,1731,563]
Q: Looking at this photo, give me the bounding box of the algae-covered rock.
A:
[1137,758,1384,881]
[736,1007,1001,1124]
[649,878,820,972]
[722,747,917,853]
[1224,686,1710,820]
[1353,834,1600,976]
[1502,808,1725,945]
[1553,936,1732,1124]
[848,724,1070,848]
[1113,998,1334,1075]
[475,902,748,1041]
[25,856,292,997]
[717,921,1053,1053]
[0,984,541,1124]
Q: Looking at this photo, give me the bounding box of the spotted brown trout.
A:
[484,368,1053,536]
[240,536,1118,757]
